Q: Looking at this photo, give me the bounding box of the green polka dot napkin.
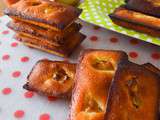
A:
[79,0,160,46]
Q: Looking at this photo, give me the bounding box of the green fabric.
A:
[79,0,160,46]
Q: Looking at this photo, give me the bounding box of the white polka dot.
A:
[88,1,92,5]
[107,22,112,26]
[85,13,90,17]
[110,28,115,31]
[121,31,127,34]
[104,8,108,12]
[85,17,90,20]
[83,9,88,12]
[146,38,153,42]
[115,5,120,8]
[118,26,123,29]
[113,0,118,3]
[143,34,148,37]
[104,18,109,21]
[134,34,140,38]
[81,6,86,9]
[91,8,97,12]
[95,1,100,4]
[90,5,95,8]
[109,4,113,7]
[96,19,102,23]
[102,3,106,6]
[97,6,102,10]
[94,15,99,18]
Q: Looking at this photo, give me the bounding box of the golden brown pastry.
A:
[70,49,128,120]
[15,32,86,57]
[109,6,160,37]
[23,59,76,98]
[23,62,159,99]
[4,0,19,6]
[125,0,160,17]
[23,62,157,99]
[4,0,82,31]
[15,32,62,47]
[105,61,160,120]
[7,20,82,44]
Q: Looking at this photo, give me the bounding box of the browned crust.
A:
[7,20,82,43]
[142,63,160,117]
[105,61,160,120]
[15,32,86,57]
[23,59,76,98]
[70,50,128,120]
[125,0,160,17]
[77,49,128,64]
[109,7,160,37]
[111,17,160,37]
[11,16,64,31]
[142,63,160,76]
[17,32,62,47]
[4,0,82,30]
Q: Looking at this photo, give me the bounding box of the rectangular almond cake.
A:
[4,0,82,31]
[23,59,76,98]
[69,49,128,120]
[105,61,160,120]
[109,6,160,37]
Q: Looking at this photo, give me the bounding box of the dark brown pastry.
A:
[105,61,160,120]
[70,49,128,120]
[142,63,160,118]
[142,63,160,75]
[23,59,76,98]
[4,0,82,31]
[125,0,160,17]
[109,7,160,37]
[7,20,82,44]
[15,32,86,57]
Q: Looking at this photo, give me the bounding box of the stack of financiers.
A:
[109,0,160,37]
[4,0,86,57]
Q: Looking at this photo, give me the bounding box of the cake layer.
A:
[8,20,82,43]
[4,0,82,31]
[15,32,86,57]
[23,59,76,98]
[16,32,62,46]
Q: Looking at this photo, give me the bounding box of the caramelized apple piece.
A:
[83,95,102,113]
[92,58,114,71]
[52,68,69,83]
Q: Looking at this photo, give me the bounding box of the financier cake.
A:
[105,61,160,120]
